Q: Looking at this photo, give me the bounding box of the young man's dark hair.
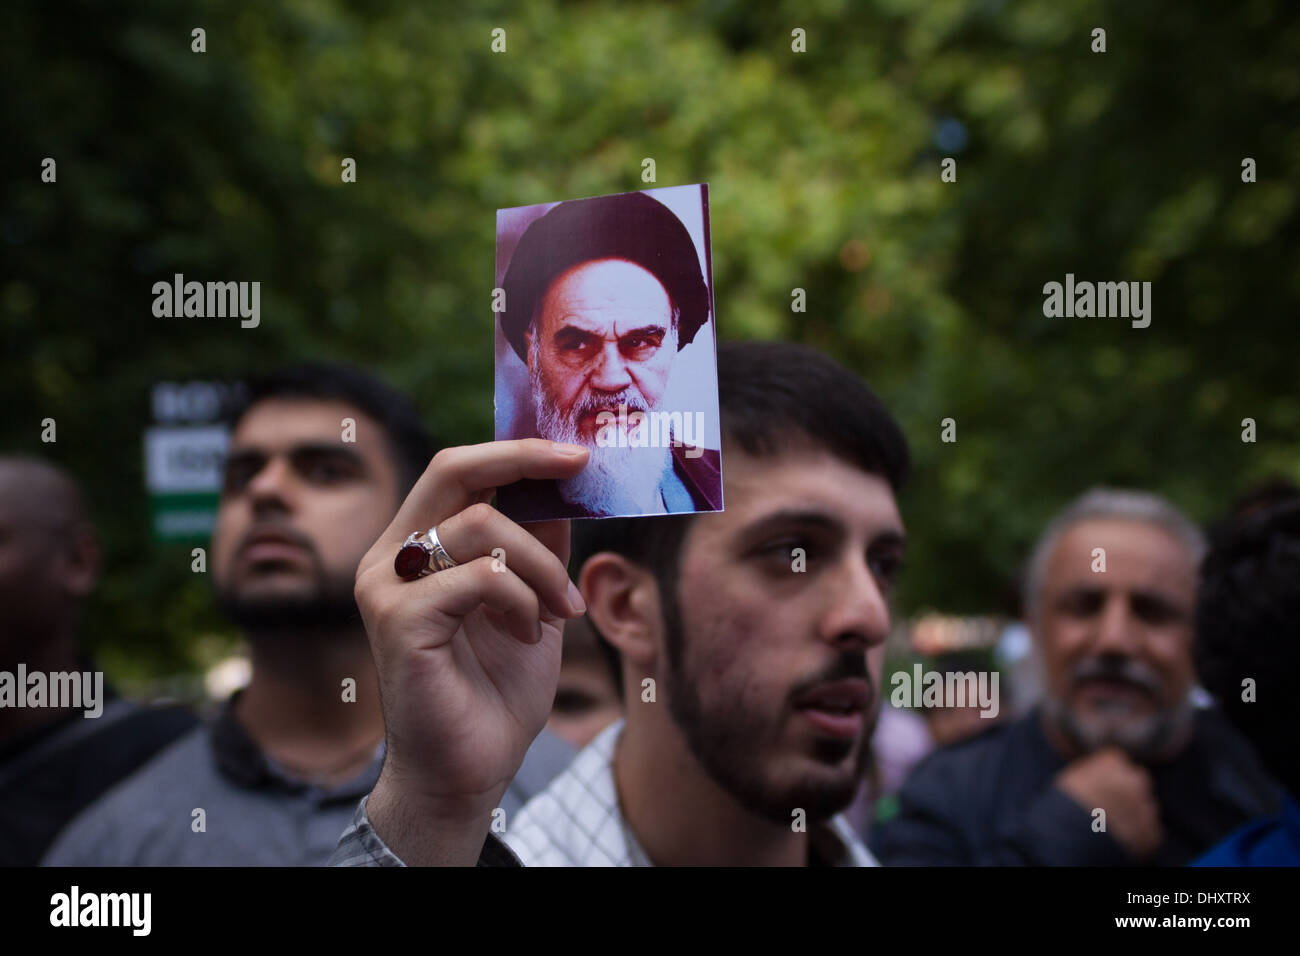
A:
[1196,480,1300,795]
[226,362,436,495]
[572,340,910,684]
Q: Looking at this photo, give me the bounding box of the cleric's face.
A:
[524,258,678,444]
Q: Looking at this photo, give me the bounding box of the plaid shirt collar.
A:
[504,719,878,866]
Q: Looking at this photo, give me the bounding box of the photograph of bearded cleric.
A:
[493,185,723,522]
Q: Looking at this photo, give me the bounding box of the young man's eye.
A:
[869,553,905,588]
[765,538,803,553]
[760,539,814,569]
[308,463,347,483]
[221,460,261,492]
[552,688,599,715]
[297,457,356,484]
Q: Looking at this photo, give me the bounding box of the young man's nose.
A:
[245,457,296,511]
[819,556,891,650]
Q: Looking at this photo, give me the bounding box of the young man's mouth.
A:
[792,679,872,738]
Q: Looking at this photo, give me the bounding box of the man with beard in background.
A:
[44,364,572,866]
[872,488,1281,866]
[495,190,721,521]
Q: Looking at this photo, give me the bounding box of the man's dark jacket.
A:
[497,445,721,522]
[0,687,197,865]
[869,706,1282,866]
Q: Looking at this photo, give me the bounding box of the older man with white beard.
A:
[495,190,722,522]
[871,488,1282,866]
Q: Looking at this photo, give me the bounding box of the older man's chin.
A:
[1049,697,1193,763]
[555,441,671,516]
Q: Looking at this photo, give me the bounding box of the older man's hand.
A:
[355,439,590,865]
[1055,746,1164,861]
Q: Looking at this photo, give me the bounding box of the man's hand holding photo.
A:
[343,439,590,866]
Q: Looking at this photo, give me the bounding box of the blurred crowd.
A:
[3,347,1296,867]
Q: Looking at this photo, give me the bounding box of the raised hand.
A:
[356,439,590,865]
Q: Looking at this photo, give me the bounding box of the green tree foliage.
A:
[2,0,1297,678]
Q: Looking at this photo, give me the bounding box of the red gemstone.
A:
[394,543,429,580]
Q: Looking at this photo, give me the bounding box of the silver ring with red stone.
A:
[393,526,459,581]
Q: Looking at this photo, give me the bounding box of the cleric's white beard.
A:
[531,372,671,515]
[562,439,671,515]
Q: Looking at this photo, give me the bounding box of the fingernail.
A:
[551,441,586,456]
[567,580,587,615]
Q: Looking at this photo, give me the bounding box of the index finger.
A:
[525,519,572,573]
[377,438,589,555]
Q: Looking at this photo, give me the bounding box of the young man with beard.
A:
[333,341,908,866]
[872,488,1281,866]
[43,364,573,866]
[495,190,722,521]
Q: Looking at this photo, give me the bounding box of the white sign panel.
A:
[144,426,229,493]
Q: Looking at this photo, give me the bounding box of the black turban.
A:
[500,190,710,363]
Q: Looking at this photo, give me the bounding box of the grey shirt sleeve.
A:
[330,730,575,867]
[329,795,524,868]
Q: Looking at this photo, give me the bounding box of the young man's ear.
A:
[578,552,662,668]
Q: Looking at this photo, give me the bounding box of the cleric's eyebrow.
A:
[619,325,667,338]
[552,325,600,346]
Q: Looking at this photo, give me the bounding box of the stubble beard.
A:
[214,554,361,639]
[659,588,866,826]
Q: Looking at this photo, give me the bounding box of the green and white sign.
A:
[145,382,233,541]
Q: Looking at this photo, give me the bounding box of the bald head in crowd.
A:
[0,456,99,677]
[0,457,201,866]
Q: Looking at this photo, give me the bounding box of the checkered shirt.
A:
[504,720,879,866]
